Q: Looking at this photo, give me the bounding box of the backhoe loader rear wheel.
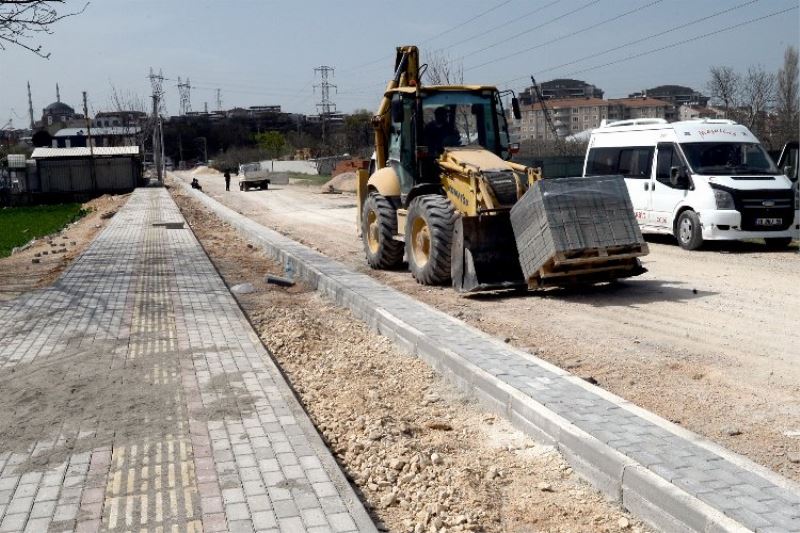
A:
[361,192,404,269]
[406,195,456,285]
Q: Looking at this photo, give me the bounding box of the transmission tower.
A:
[313,66,337,146]
[148,68,166,115]
[177,77,192,115]
[216,89,223,111]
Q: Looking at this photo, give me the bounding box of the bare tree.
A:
[776,46,799,145]
[106,83,151,149]
[707,66,741,111]
[424,52,464,86]
[0,0,88,58]
[740,65,776,138]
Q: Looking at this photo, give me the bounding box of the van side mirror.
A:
[783,165,795,179]
[391,99,404,123]
[511,97,521,120]
[670,166,690,188]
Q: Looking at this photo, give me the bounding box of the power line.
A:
[500,0,762,86]
[421,0,514,45]
[433,0,560,54]
[465,0,664,72]
[499,3,796,90]
[460,0,601,59]
[559,5,798,79]
[341,0,514,74]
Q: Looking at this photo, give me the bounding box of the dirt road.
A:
[175,172,800,481]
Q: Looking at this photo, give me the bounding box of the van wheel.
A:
[764,237,793,250]
[406,195,456,285]
[675,210,703,250]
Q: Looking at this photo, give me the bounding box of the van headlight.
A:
[713,189,735,210]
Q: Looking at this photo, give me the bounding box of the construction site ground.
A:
[170,184,647,533]
[176,171,800,484]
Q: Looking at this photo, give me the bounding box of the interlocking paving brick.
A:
[180,181,800,532]
[0,189,375,532]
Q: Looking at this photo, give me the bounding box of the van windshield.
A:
[680,142,778,175]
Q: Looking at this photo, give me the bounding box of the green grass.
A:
[0,204,87,258]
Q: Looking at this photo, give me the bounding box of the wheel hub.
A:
[411,217,430,267]
[367,211,380,253]
[680,217,692,243]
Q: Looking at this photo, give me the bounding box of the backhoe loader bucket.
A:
[451,214,526,293]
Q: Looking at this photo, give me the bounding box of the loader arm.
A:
[372,46,420,171]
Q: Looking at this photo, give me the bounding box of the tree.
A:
[740,65,776,138]
[343,109,372,156]
[255,131,286,160]
[707,66,741,111]
[776,46,799,146]
[424,52,464,86]
[0,1,88,58]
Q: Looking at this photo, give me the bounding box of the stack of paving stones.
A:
[181,180,800,533]
[510,176,645,278]
[0,189,375,532]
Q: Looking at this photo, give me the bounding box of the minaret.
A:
[27,82,35,130]
[56,83,60,103]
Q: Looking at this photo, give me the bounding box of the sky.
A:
[0,0,798,128]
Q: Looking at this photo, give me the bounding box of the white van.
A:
[583,118,799,250]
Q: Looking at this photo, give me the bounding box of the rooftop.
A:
[32,146,141,159]
[608,97,672,107]
[54,127,142,137]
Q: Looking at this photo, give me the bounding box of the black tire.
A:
[764,237,793,249]
[675,210,703,250]
[405,195,456,285]
[361,192,404,269]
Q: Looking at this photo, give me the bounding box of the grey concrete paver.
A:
[180,181,800,533]
[0,188,375,532]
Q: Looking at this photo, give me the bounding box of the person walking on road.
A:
[224,170,231,191]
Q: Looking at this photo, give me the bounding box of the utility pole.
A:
[530,76,559,141]
[83,91,97,191]
[204,102,208,115]
[195,137,207,163]
[151,95,162,182]
[314,66,337,148]
[149,68,166,182]
[216,89,223,112]
[27,82,35,130]
[177,77,192,115]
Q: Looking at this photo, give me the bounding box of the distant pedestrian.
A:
[224,170,231,191]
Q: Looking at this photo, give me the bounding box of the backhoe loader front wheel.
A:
[406,195,456,285]
[361,192,404,269]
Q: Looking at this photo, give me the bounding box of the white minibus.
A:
[583,119,799,250]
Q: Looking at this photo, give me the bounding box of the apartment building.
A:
[607,97,673,121]
[513,98,609,142]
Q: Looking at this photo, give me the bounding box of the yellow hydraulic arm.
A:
[372,46,420,171]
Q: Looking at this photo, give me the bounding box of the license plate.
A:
[756,218,782,226]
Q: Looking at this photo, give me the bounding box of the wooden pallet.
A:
[527,243,649,289]
[552,243,649,267]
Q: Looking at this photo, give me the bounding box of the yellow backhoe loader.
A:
[357,45,647,292]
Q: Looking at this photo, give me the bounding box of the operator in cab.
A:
[424,106,460,158]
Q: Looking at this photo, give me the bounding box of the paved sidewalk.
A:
[180,181,800,533]
[0,188,375,533]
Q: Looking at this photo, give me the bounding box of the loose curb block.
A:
[176,179,800,533]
